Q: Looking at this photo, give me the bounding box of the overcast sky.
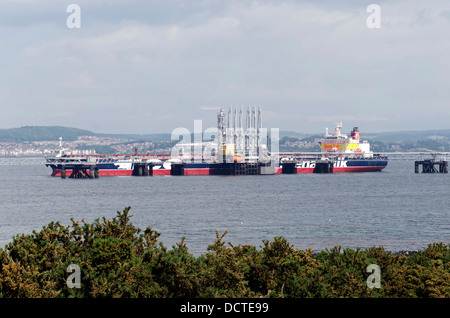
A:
[0,0,449,134]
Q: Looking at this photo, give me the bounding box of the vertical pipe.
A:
[257,106,262,156]
[217,108,225,162]
[246,106,250,156]
[233,105,237,149]
[250,106,256,157]
[229,105,232,145]
[238,106,243,158]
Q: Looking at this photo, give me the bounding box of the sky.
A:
[0,0,449,134]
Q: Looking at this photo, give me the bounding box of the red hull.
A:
[51,168,213,177]
[51,165,385,177]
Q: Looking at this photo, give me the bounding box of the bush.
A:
[0,207,449,298]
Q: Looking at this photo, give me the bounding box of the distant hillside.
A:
[363,129,450,152]
[0,126,172,142]
[96,133,172,142]
[1,126,449,152]
[277,129,450,152]
[279,131,310,139]
[0,126,95,142]
[363,129,450,144]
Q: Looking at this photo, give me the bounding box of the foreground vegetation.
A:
[0,207,449,298]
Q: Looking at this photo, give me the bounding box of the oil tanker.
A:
[279,122,388,173]
[45,109,388,177]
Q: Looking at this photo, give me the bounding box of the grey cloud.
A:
[0,0,449,134]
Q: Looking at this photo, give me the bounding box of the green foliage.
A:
[0,208,449,298]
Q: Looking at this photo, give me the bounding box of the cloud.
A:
[0,0,449,133]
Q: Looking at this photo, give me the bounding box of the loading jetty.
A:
[60,163,99,179]
[415,159,448,173]
[50,108,450,178]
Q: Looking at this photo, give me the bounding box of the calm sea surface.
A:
[0,161,448,256]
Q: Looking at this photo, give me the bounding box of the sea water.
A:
[0,160,448,256]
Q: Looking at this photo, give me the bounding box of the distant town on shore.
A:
[0,126,449,157]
